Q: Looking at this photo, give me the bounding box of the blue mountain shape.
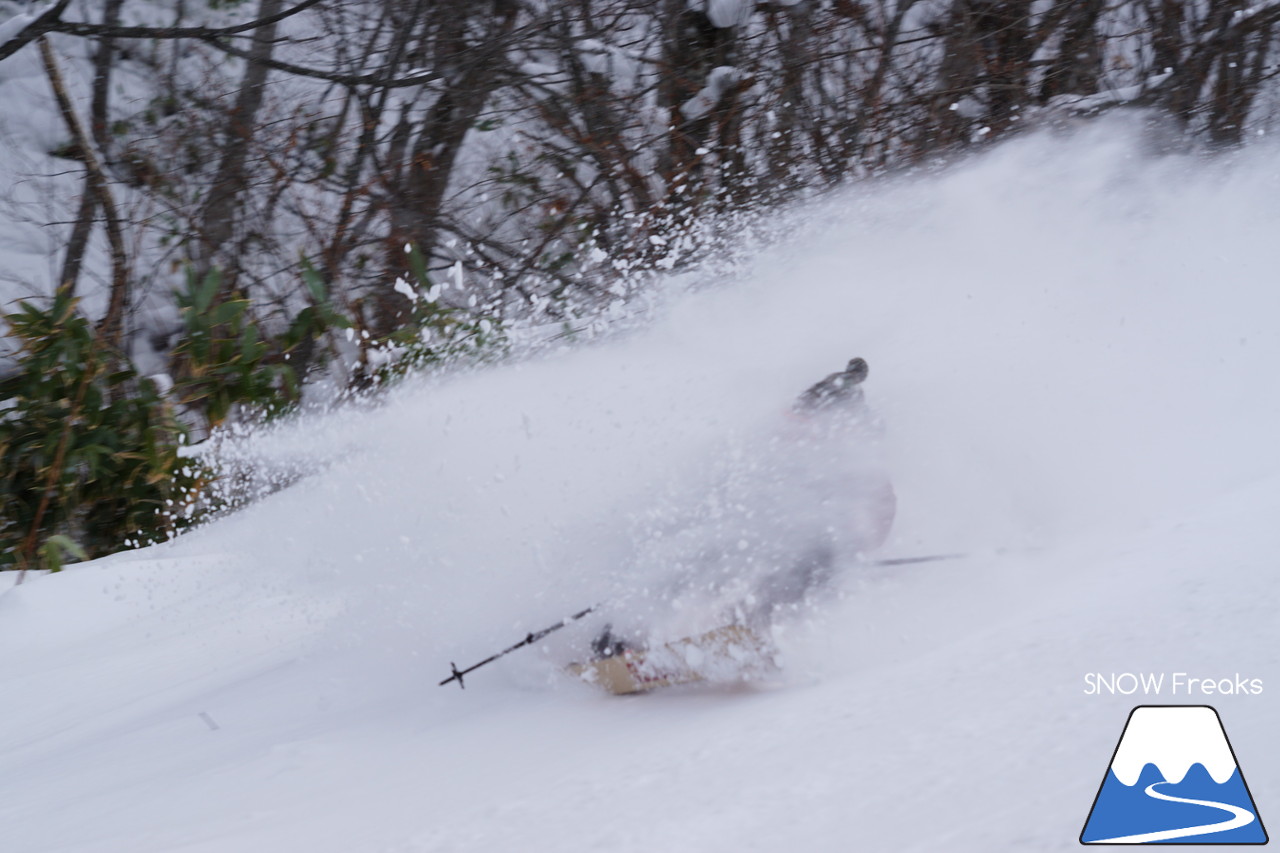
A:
[1134,762,1168,790]
[1083,765,1184,841]
[1162,766,1268,844]
[1082,763,1268,844]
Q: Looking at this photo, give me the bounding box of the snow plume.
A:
[186,115,1280,670]
[603,400,894,645]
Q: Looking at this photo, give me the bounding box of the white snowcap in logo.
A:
[1110,706,1239,786]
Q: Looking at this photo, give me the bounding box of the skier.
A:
[586,357,896,677]
[790,356,895,551]
[743,356,896,622]
[440,360,902,693]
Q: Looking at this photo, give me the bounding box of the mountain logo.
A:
[1081,705,1267,845]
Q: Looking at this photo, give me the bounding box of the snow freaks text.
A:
[1083,673,1264,697]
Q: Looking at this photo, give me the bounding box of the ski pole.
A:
[866,553,966,567]
[439,605,599,689]
[437,554,965,689]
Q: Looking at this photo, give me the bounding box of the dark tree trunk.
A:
[659,7,738,200]
[1039,0,1103,102]
[196,0,287,292]
[57,0,124,297]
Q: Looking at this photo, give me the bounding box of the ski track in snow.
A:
[4,119,1280,852]
[1087,782,1256,844]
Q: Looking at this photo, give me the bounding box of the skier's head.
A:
[844,357,868,384]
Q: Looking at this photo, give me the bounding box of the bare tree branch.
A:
[37,36,129,348]
[199,34,445,89]
[0,0,324,63]
[0,0,72,63]
[52,0,327,40]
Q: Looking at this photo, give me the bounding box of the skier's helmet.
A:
[843,357,868,384]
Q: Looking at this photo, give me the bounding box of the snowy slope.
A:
[3,118,1280,852]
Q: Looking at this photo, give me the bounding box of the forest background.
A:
[1,0,1276,572]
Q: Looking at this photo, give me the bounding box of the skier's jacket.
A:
[786,357,896,552]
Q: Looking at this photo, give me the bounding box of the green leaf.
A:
[210,299,246,328]
[277,365,299,399]
[300,256,327,303]
[83,383,103,413]
[195,268,221,314]
[285,306,316,347]
[320,304,352,329]
[39,534,87,573]
[239,323,262,361]
[406,243,432,288]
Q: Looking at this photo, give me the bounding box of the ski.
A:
[438,552,966,691]
[567,624,777,695]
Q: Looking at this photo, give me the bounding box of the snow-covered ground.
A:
[3,119,1280,852]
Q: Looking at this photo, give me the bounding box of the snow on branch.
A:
[690,0,754,29]
[1046,71,1174,115]
[0,0,324,64]
[1191,0,1280,60]
[0,0,70,63]
[680,66,746,119]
